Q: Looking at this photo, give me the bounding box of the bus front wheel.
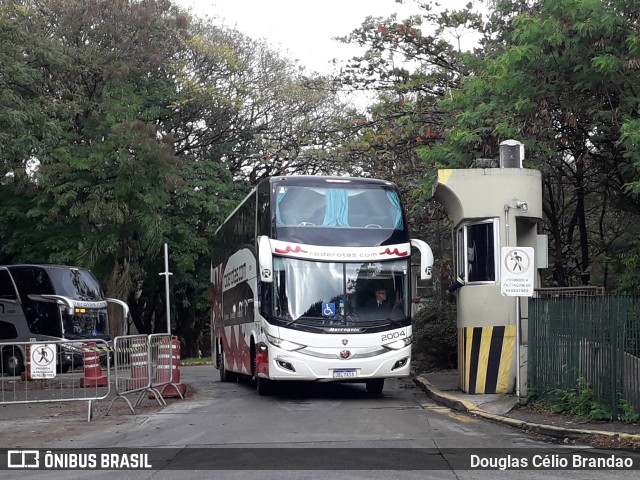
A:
[256,376,272,396]
[365,378,384,395]
[251,347,272,395]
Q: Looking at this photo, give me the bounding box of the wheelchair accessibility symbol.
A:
[322,303,336,317]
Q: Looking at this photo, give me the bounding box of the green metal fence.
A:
[529,294,640,417]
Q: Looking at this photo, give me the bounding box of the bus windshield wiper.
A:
[383,317,406,329]
[283,316,325,327]
[283,318,298,327]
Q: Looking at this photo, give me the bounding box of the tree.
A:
[421,0,640,288]
[0,0,348,354]
[325,2,484,292]
[0,1,68,264]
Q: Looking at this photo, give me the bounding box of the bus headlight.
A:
[266,334,305,351]
[384,336,413,350]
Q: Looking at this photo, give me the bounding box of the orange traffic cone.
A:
[156,337,187,398]
[79,341,108,387]
[126,336,149,390]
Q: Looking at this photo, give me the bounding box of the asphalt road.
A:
[1,366,639,479]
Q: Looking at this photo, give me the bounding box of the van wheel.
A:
[1,347,25,376]
[365,378,384,395]
[57,364,71,374]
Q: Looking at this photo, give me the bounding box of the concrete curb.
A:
[413,375,640,443]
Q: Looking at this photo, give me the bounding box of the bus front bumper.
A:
[266,345,412,381]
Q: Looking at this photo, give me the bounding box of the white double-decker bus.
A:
[211,176,433,395]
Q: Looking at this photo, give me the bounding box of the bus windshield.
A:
[62,308,109,338]
[275,185,404,230]
[272,257,409,327]
[47,267,104,301]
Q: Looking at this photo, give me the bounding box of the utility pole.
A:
[159,243,173,334]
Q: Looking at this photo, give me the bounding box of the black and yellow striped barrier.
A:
[80,345,146,353]
[458,325,516,394]
[81,345,114,352]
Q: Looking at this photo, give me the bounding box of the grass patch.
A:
[529,378,617,422]
[181,357,213,366]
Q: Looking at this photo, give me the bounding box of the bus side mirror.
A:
[258,235,273,283]
[410,239,434,280]
[28,294,74,315]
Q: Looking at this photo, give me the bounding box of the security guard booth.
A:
[432,141,545,396]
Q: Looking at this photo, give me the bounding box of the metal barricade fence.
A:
[107,334,165,415]
[149,333,173,393]
[150,334,185,399]
[1,335,184,420]
[0,339,111,421]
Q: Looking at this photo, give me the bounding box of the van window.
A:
[0,320,18,340]
[11,266,54,297]
[0,270,17,300]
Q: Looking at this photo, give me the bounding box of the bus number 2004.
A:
[381,331,406,341]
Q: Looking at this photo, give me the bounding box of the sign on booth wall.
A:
[30,343,57,379]
[500,247,535,297]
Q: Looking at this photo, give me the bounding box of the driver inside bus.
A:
[367,289,393,310]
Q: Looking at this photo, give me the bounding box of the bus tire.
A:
[256,376,272,396]
[219,351,236,382]
[365,378,384,395]
[1,346,25,376]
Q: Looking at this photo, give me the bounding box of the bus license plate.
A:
[333,369,357,379]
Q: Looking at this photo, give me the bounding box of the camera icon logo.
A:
[7,450,40,468]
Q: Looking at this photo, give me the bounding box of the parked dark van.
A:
[0,264,129,375]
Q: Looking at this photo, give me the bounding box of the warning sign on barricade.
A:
[1,338,112,422]
[30,343,57,379]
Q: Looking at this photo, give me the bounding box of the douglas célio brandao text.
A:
[470,453,635,470]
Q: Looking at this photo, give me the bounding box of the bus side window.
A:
[259,282,271,318]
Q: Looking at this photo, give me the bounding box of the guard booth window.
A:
[456,219,498,284]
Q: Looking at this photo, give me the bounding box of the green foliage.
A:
[426,0,640,288]
[618,398,640,424]
[619,240,640,294]
[7,0,640,355]
[0,0,345,351]
[180,357,213,366]
[531,378,613,421]
[412,298,458,370]
[530,379,640,424]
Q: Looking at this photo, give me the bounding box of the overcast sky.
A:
[176,0,480,74]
